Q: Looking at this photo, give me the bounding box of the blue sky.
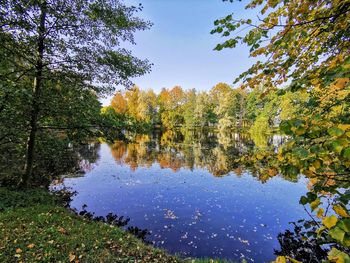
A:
[102,0,258,105]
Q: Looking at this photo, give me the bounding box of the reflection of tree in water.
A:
[34,134,101,187]
[76,142,101,173]
[209,147,232,176]
[124,143,141,171]
[108,130,348,260]
[160,130,183,146]
[108,130,272,178]
[110,135,157,171]
[110,141,127,164]
[157,152,184,172]
[274,221,329,262]
[274,211,350,262]
[250,129,270,149]
[233,167,243,177]
[250,126,286,152]
[0,128,102,187]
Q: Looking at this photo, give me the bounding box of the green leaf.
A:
[343,235,350,247]
[280,121,292,135]
[300,196,308,205]
[293,147,308,159]
[329,227,345,242]
[342,147,350,160]
[331,140,344,154]
[306,192,317,202]
[338,219,350,233]
[284,165,299,176]
[328,127,345,137]
[310,145,321,153]
[327,248,350,262]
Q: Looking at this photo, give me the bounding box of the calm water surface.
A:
[56,132,309,262]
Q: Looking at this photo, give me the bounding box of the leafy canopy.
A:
[212,0,350,90]
[0,0,152,92]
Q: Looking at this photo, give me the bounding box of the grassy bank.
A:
[0,188,182,262]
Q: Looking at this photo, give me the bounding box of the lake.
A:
[54,130,309,262]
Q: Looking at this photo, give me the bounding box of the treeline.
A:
[104,83,308,133]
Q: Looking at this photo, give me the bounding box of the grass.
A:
[0,187,182,262]
[0,187,237,263]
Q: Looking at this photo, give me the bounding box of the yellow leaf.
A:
[286,256,302,263]
[309,166,316,173]
[311,79,319,85]
[323,215,338,229]
[295,126,306,135]
[313,159,321,169]
[338,124,350,131]
[334,78,349,89]
[317,208,324,219]
[275,256,286,263]
[27,243,35,249]
[268,168,277,176]
[69,253,76,262]
[333,204,350,218]
[58,227,67,235]
[310,199,321,211]
[277,153,284,161]
[256,153,264,160]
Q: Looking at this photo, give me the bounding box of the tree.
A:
[0,0,151,186]
[138,89,157,124]
[234,89,247,128]
[111,92,128,114]
[125,86,141,120]
[210,83,232,102]
[182,89,197,128]
[193,92,213,127]
[158,86,185,129]
[218,88,249,129]
[213,0,350,259]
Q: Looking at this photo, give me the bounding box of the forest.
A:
[102,82,306,134]
[0,0,349,262]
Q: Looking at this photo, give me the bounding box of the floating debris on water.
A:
[164,209,178,219]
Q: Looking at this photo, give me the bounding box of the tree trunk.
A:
[238,94,245,129]
[22,2,47,187]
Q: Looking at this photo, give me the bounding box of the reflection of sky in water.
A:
[62,143,308,262]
